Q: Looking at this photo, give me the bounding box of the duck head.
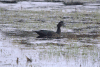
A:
[57,21,65,28]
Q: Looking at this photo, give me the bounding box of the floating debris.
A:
[26,56,32,63]
[16,57,19,65]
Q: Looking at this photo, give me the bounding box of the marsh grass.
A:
[0,9,100,29]
[0,3,100,67]
[0,8,100,42]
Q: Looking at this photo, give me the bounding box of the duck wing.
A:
[35,30,55,36]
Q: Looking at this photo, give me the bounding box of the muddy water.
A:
[0,1,100,67]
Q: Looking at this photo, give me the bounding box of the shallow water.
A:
[0,1,100,67]
[0,31,100,67]
[0,1,100,12]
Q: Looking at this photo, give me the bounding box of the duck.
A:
[35,21,65,38]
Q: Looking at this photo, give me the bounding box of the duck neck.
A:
[56,27,61,34]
